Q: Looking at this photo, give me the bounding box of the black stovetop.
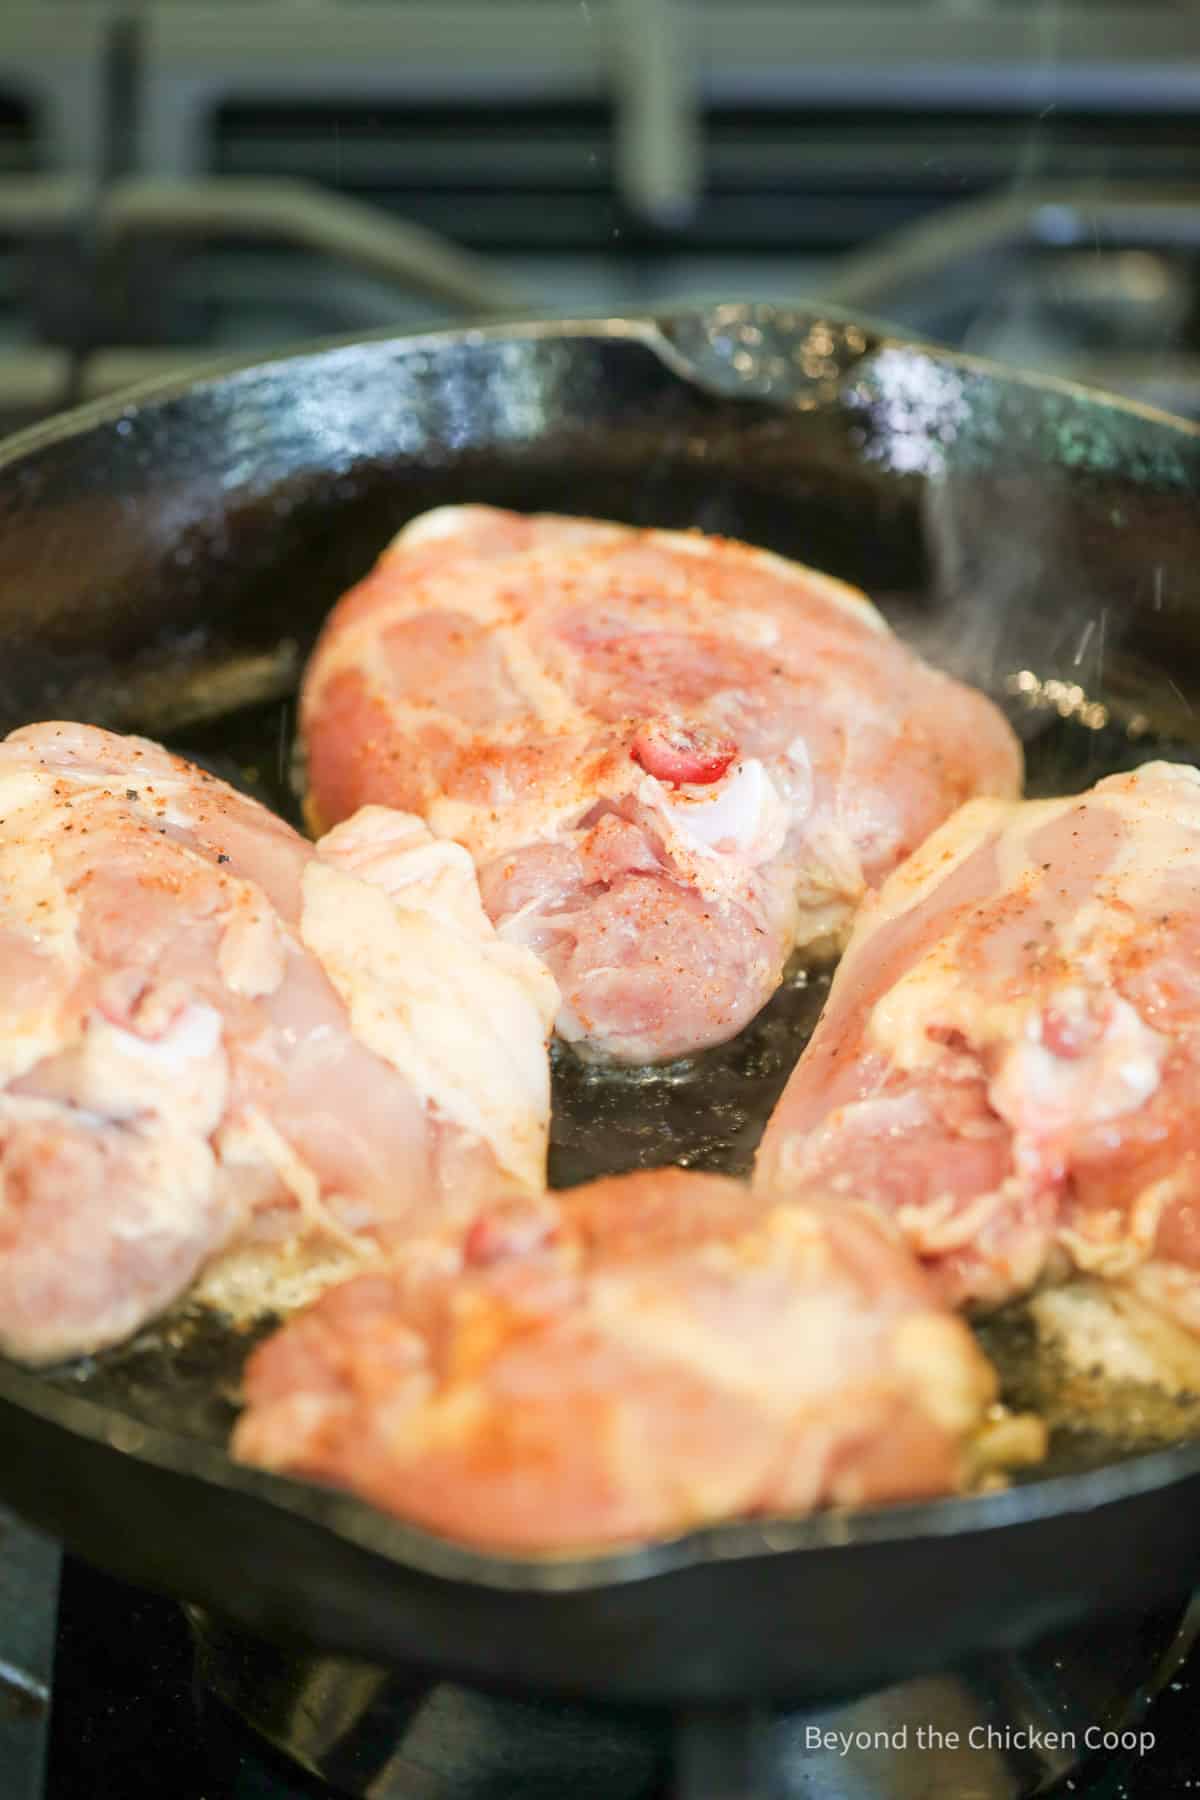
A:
[39,1554,1200,1800]
[48,1558,326,1800]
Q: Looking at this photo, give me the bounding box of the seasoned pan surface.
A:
[3,309,1200,1700]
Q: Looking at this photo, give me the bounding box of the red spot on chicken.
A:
[462,1197,561,1266]
[630,718,738,787]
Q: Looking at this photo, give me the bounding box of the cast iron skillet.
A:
[1,305,1200,1707]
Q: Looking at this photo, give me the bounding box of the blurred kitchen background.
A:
[1,0,1199,435]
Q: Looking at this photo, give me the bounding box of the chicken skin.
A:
[232,1169,998,1551]
[757,762,1200,1327]
[300,506,1021,1063]
[0,724,557,1363]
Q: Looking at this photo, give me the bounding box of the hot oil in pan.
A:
[34,687,1200,1480]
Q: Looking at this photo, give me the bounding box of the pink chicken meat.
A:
[0,723,557,1364]
[757,761,1200,1325]
[300,505,1022,1063]
[232,1168,997,1550]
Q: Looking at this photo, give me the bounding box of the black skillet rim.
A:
[2,303,1200,1593]
[1,300,1198,467]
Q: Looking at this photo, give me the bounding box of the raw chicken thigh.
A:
[757,761,1200,1325]
[233,1168,999,1551]
[300,506,1022,1063]
[0,724,557,1364]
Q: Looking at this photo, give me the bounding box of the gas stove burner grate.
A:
[186,1596,1200,1800]
[0,1506,57,1800]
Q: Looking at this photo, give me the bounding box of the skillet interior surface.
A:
[2,308,1200,1700]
